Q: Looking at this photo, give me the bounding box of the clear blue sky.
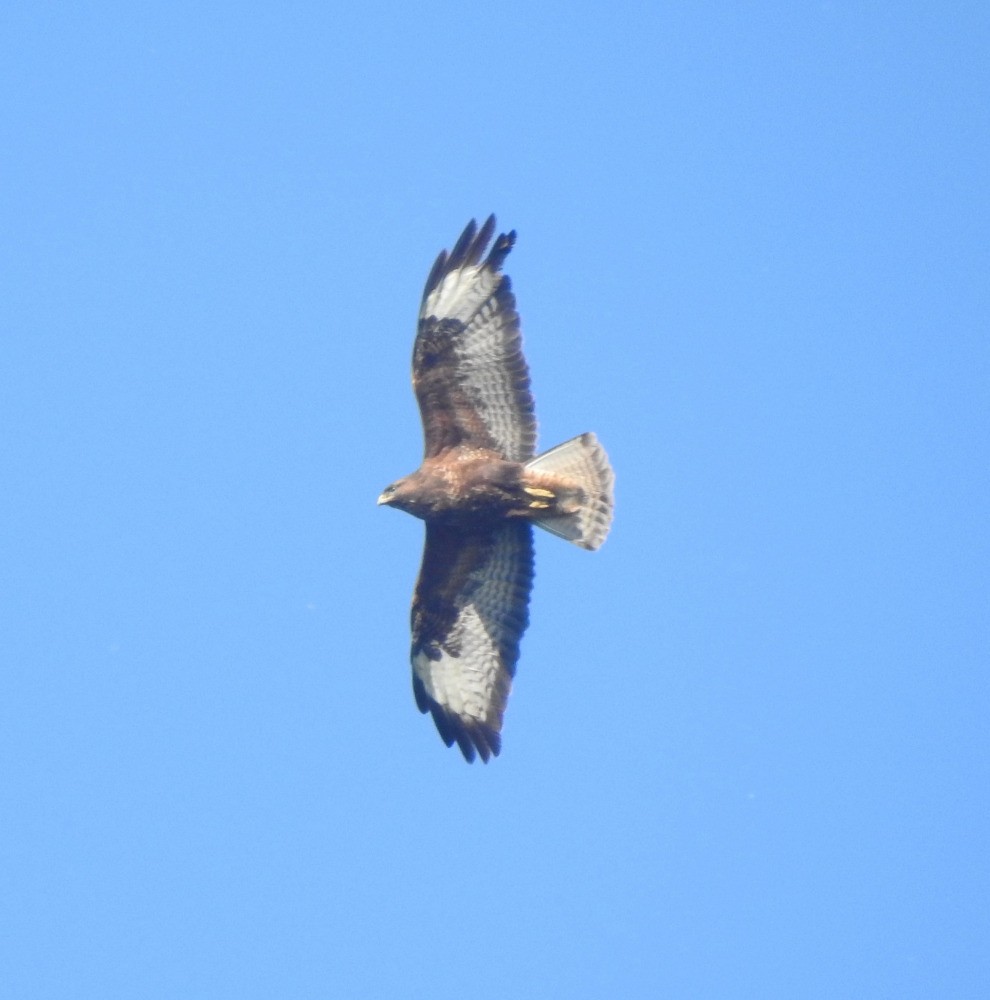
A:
[3,4,987,997]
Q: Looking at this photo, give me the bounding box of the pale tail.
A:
[524,432,614,550]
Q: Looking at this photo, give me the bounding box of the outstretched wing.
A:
[410,521,534,762]
[413,216,537,462]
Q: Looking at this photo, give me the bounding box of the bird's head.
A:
[378,465,438,519]
[377,482,400,507]
[377,474,420,514]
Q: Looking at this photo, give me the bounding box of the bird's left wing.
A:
[410,521,534,762]
[413,216,537,462]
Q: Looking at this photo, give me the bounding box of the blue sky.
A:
[2,3,987,997]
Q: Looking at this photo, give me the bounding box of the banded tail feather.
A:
[524,432,614,550]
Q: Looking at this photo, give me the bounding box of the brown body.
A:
[381,448,580,526]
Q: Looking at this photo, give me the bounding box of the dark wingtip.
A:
[486,229,516,273]
[422,249,449,302]
[432,703,502,764]
[421,215,515,302]
[471,215,496,266]
[450,717,501,764]
[412,677,502,764]
[446,218,479,272]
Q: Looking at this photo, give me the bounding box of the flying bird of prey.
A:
[378,216,614,762]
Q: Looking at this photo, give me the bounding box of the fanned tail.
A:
[524,433,614,550]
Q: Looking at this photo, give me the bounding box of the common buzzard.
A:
[379,216,614,762]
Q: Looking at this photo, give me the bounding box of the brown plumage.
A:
[378,216,614,762]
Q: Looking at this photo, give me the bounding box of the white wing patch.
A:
[422,264,500,326]
[413,604,497,724]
